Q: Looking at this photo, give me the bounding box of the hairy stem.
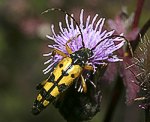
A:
[131,19,150,52]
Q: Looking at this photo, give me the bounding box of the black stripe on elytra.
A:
[47,73,55,83]
[47,64,73,97]
[36,71,56,90]
[58,83,68,92]
[33,99,45,110]
[40,88,55,102]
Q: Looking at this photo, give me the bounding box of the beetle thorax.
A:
[70,48,92,67]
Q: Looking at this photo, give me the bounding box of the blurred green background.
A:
[0,0,149,122]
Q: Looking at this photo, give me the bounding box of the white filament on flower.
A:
[43,9,125,74]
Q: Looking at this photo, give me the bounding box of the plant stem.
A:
[103,75,124,122]
[131,19,150,52]
[145,106,150,122]
[132,0,145,29]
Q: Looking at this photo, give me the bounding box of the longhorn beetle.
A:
[32,8,132,115]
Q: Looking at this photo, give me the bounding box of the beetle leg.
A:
[84,65,94,71]
[52,49,67,57]
[65,34,80,54]
[65,41,73,54]
[80,75,87,93]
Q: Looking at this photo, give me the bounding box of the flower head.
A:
[43,9,125,74]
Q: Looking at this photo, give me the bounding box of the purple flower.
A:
[43,9,125,74]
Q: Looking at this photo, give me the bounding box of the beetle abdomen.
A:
[32,57,83,115]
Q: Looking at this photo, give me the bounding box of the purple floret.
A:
[43,9,125,74]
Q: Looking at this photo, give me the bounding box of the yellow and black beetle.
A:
[32,8,95,115]
[32,8,129,115]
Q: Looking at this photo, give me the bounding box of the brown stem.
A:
[132,0,145,29]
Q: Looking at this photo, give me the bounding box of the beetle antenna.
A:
[91,35,133,57]
[42,8,85,48]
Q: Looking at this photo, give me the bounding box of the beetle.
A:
[32,8,130,115]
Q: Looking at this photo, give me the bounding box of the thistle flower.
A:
[41,9,126,121]
[43,9,125,75]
